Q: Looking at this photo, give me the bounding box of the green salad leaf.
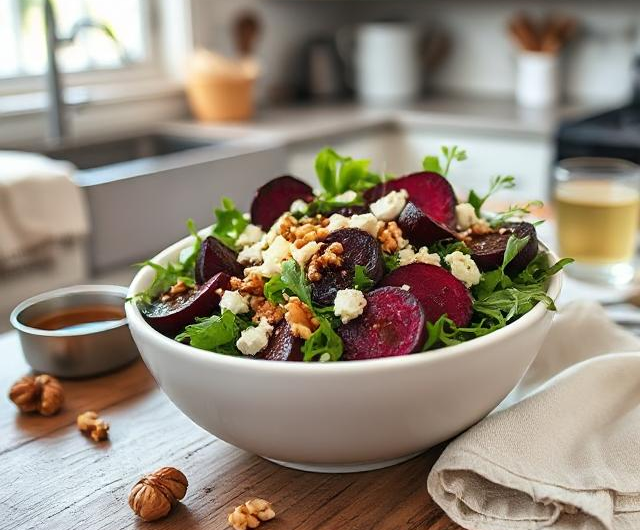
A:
[382,252,400,273]
[212,197,249,249]
[353,265,374,291]
[302,317,344,362]
[175,310,250,354]
[314,147,382,197]
[467,175,516,215]
[422,145,467,177]
[488,200,544,228]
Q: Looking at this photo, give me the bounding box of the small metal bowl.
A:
[10,285,139,378]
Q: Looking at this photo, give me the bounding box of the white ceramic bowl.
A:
[126,233,562,473]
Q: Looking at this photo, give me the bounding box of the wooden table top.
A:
[0,331,463,530]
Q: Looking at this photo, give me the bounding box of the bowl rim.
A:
[11,284,129,337]
[126,232,562,373]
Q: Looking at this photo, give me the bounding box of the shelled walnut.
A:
[284,297,319,340]
[8,374,64,416]
[129,467,188,522]
[307,242,343,282]
[77,411,110,442]
[228,499,276,530]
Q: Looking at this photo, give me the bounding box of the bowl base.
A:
[263,451,423,473]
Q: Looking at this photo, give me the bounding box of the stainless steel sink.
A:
[42,133,220,170]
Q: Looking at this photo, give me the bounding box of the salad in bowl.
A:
[131,146,571,363]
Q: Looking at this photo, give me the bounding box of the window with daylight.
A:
[0,0,155,81]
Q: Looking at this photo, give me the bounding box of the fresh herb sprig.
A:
[422,145,467,177]
[175,310,251,354]
[467,175,516,216]
[353,265,375,291]
[488,201,544,228]
[211,197,249,249]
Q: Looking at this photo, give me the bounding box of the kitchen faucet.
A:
[44,0,127,146]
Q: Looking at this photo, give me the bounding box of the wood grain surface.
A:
[0,332,464,530]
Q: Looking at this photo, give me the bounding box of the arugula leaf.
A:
[175,310,249,354]
[383,252,400,273]
[301,316,344,362]
[474,234,529,300]
[353,265,374,291]
[422,145,467,177]
[178,218,203,272]
[306,193,365,216]
[428,240,470,263]
[314,147,382,197]
[467,175,516,215]
[263,260,312,306]
[211,197,249,249]
[489,200,544,228]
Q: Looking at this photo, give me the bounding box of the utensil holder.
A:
[186,72,255,122]
[516,52,560,108]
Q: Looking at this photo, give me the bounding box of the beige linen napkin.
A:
[428,301,640,530]
[0,151,89,270]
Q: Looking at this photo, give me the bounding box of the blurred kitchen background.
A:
[1,0,640,330]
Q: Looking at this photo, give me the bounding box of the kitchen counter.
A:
[163,94,603,146]
[1,331,461,530]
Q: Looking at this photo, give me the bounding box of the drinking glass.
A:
[554,157,640,285]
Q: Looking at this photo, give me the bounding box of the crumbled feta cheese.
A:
[398,246,440,267]
[290,199,309,215]
[445,251,481,288]
[245,235,291,277]
[290,241,321,267]
[219,290,250,314]
[236,224,265,248]
[414,247,441,266]
[455,203,480,231]
[369,189,408,221]
[401,284,411,291]
[333,190,358,203]
[334,289,367,324]
[327,213,350,232]
[264,213,288,245]
[348,213,379,237]
[236,318,273,356]
[237,240,265,265]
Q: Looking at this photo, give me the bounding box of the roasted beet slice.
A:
[251,175,314,229]
[398,201,458,247]
[311,228,384,306]
[380,263,473,327]
[364,172,457,228]
[258,321,303,361]
[339,287,426,360]
[196,236,244,284]
[467,222,538,274]
[141,272,231,336]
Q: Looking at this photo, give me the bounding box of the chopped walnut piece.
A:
[77,411,110,442]
[280,214,329,245]
[284,297,320,339]
[307,242,344,282]
[228,499,275,530]
[378,221,407,253]
[230,273,265,297]
[471,219,493,235]
[250,297,285,325]
[160,280,190,302]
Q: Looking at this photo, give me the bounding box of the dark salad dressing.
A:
[29,305,125,332]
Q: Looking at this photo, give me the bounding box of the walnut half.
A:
[129,467,188,522]
[77,411,110,442]
[228,499,276,530]
[9,374,64,416]
[284,297,319,340]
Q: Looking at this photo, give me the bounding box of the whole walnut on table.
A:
[129,467,188,522]
[9,374,64,416]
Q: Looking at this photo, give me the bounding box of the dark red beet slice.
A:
[251,175,314,229]
[258,321,303,362]
[397,201,458,247]
[364,172,457,228]
[311,228,384,306]
[380,263,473,327]
[141,272,231,336]
[196,236,244,284]
[339,287,426,360]
[467,222,538,274]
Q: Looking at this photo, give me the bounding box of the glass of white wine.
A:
[555,158,640,285]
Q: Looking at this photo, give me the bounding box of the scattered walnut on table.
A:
[307,242,344,282]
[128,467,188,522]
[284,297,319,340]
[9,374,64,416]
[228,499,276,530]
[378,221,408,253]
[77,411,110,442]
